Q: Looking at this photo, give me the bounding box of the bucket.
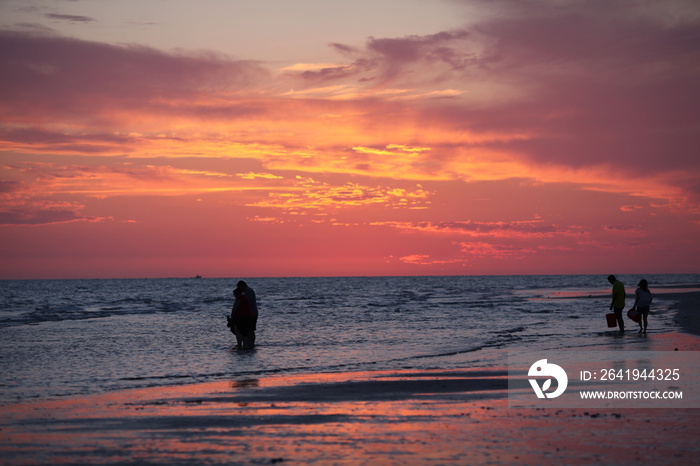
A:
[606,313,617,328]
[627,308,641,323]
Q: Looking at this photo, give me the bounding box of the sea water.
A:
[1,274,698,404]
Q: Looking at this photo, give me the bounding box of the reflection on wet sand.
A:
[230,378,259,389]
[2,368,699,464]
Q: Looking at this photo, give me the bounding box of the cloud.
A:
[45,14,95,23]
[620,205,643,212]
[455,0,700,172]
[604,224,644,235]
[399,239,543,264]
[456,241,535,259]
[12,22,56,33]
[247,215,286,224]
[325,27,494,88]
[291,0,700,199]
[398,254,465,266]
[1,161,280,199]
[0,180,22,193]
[370,219,585,240]
[0,127,140,155]
[0,207,86,225]
[353,145,430,157]
[1,0,699,217]
[299,31,477,87]
[366,30,471,67]
[0,200,102,226]
[0,31,269,127]
[248,177,431,212]
[282,63,360,82]
[237,172,284,180]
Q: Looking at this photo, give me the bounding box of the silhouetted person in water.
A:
[608,275,626,333]
[236,280,258,348]
[633,279,653,334]
[230,287,256,349]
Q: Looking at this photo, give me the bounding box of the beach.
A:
[673,291,700,340]
[1,289,699,465]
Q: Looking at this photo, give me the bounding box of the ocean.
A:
[1,274,698,405]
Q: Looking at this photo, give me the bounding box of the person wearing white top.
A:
[633,279,653,334]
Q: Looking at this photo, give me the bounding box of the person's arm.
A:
[633,289,639,310]
[610,289,615,310]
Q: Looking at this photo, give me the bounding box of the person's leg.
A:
[638,310,644,332]
[615,307,625,332]
[240,318,254,349]
[252,316,257,346]
[233,322,243,349]
[641,307,649,333]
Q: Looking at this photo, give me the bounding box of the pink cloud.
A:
[604,224,644,235]
[0,199,103,226]
[0,31,269,126]
[0,207,86,225]
[371,220,585,239]
[309,1,700,194]
[456,241,535,260]
[293,31,475,86]
[0,127,142,155]
[399,254,465,266]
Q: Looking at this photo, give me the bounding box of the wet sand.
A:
[2,292,699,465]
[669,291,700,338]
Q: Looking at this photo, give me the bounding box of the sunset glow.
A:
[1,0,698,278]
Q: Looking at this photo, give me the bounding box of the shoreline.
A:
[1,292,699,464]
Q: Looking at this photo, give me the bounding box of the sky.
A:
[1,0,699,279]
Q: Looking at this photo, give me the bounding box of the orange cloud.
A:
[1,161,286,200]
[237,172,284,180]
[247,177,432,212]
[2,29,692,213]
